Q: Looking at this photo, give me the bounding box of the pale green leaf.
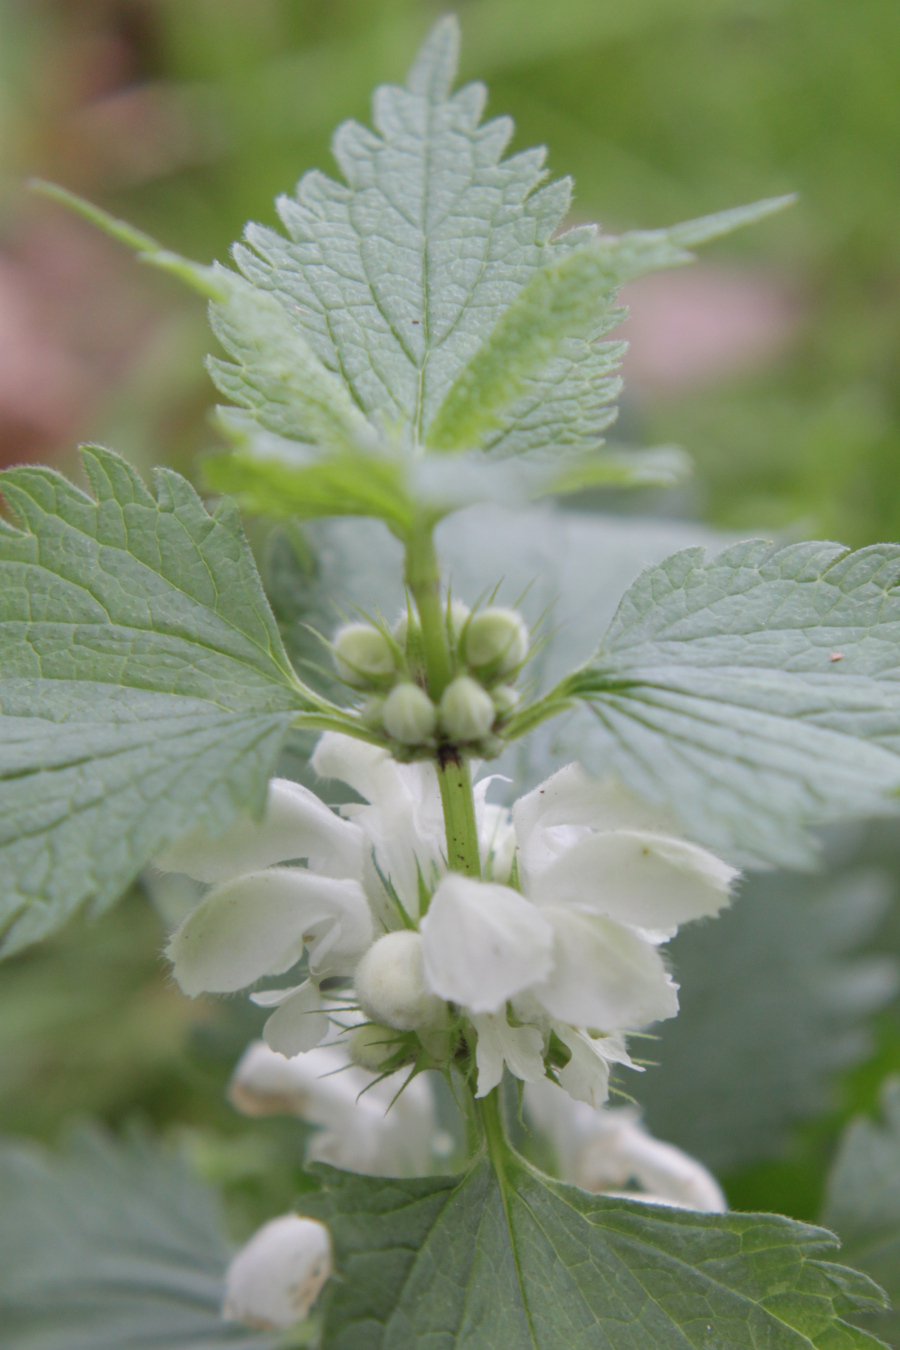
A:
[0,1125,277,1349]
[425,196,792,454]
[571,539,900,866]
[205,413,415,531]
[0,447,311,953]
[304,1154,887,1350]
[233,16,575,441]
[823,1077,900,1347]
[205,270,376,456]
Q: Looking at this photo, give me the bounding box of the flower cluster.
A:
[332,603,528,755]
[158,733,737,1108]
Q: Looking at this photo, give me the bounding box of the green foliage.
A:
[569,539,900,866]
[0,1125,278,1350]
[640,868,899,1174]
[304,1152,888,1350]
[426,198,791,455]
[822,1077,900,1347]
[0,445,313,954]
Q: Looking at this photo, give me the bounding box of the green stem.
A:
[476,1089,509,1172]
[437,750,482,876]
[403,517,452,700]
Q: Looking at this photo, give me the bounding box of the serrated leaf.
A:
[822,1078,900,1348]
[205,269,376,456]
[426,197,792,454]
[0,446,311,953]
[640,866,899,1173]
[229,18,788,467]
[0,1125,277,1350]
[570,539,900,866]
[304,1154,887,1350]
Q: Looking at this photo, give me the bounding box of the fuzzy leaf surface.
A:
[305,1155,887,1350]
[575,539,900,866]
[0,1125,276,1349]
[0,447,307,953]
[823,1078,900,1347]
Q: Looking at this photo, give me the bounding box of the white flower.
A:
[229,1039,441,1177]
[157,737,734,1113]
[158,734,511,1056]
[223,1213,331,1329]
[524,1076,726,1211]
[419,761,737,1101]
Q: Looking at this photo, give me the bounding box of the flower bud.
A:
[439,676,496,742]
[333,622,396,688]
[462,607,529,677]
[491,684,520,718]
[223,1213,331,1329]
[381,683,437,744]
[359,694,386,727]
[348,1022,397,1072]
[448,599,471,643]
[354,931,445,1031]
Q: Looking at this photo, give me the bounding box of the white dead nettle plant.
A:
[4,12,898,1347]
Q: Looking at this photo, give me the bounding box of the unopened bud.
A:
[354,931,445,1031]
[381,683,437,744]
[491,684,520,718]
[223,1213,331,1329]
[359,695,386,727]
[448,600,471,643]
[348,1022,398,1072]
[439,676,496,742]
[333,623,396,688]
[463,608,529,677]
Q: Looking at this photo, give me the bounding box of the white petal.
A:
[513,763,682,884]
[420,875,553,1014]
[315,733,447,920]
[479,803,517,884]
[576,1112,726,1211]
[223,1213,331,1329]
[261,981,330,1057]
[535,906,679,1029]
[229,1041,438,1176]
[529,829,736,930]
[155,778,365,884]
[553,1025,634,1109]
[311,732,391,801]
[471,1011,546,1096]
[306,1069,438,1177]
[166,870,373,995]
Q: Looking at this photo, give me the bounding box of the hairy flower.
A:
[229,1039,442,1176]
[159,733,510,1054]
[223,1213,331,1329]
[419,762,737,1100]
[524,1076,726,1211]
[158,737,735,1108]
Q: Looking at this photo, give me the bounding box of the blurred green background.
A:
[2,0,900,1241]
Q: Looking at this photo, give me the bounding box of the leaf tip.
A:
[406,15,461,102]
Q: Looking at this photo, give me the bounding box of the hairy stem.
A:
[404,517,452,700]
[437,749,482,877]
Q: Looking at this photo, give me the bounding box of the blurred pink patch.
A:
[617,266,798,392]
[0,206,164,468]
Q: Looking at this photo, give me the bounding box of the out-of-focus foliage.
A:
[823,1077,900,1347]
